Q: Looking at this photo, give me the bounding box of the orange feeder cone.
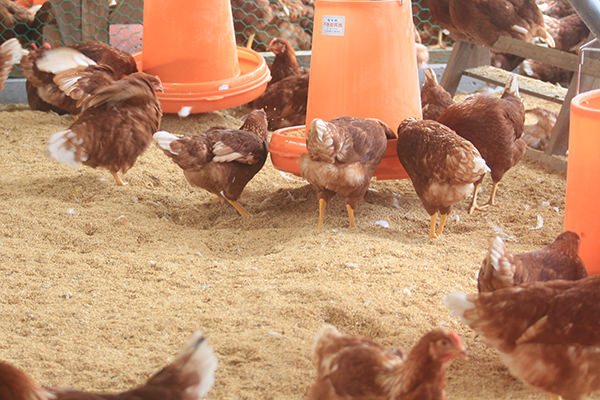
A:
[134,0,270,114]
[565,89,600,274]
[269,0,421,179]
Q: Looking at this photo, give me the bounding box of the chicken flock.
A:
[0,0,597,399]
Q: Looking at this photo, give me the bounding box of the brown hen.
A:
[21,40,138,115]
[252,73,308,130]
[47,72,163,185]
[522,107,558,150]
[521,13,590,86]
[267,37,301,85]
[153,109,268,217]
[477,231,587,293]
[1,331,217,400]
[299,116,396,228]
[397,118,489,238]
[0,38,26,91]
[420,0,468,46]
[420,67,454,121]
[445,275,600,400]
[448,0,554,47]
[308,324,466,400]
[437,75,527,214]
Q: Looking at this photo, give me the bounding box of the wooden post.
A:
[440,41,490,96]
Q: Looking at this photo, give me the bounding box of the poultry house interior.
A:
[0,0,598,399]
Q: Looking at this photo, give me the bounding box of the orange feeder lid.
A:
[565,88,600,274]
[137,0,270,114]
[269,0,421,180]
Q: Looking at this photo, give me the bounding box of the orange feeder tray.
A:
[565,88,600,274]
[135,0,270,114]
[269,0,422,180]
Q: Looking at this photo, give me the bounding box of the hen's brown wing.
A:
[80,73,157,112]
[312,325,402,399]
[53,64,116,106]
[252,74,308,130]
[72,40,138,77]
[397,119,486,184]
[461,279,585,352]
[516,276,600,346]
[450,0,548,46]
[170,129,267,171]
[437,94,525,179]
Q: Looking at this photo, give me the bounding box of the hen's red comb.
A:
[42,42,51,49]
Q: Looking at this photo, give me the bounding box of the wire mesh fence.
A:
[1,0,448,78]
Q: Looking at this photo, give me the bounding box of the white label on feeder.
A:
[322,15,345,36]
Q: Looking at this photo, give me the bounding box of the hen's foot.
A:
[225,198,249,217]
[110,171,127,186]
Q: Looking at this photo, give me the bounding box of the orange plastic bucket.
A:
[269,0,421,180]
[565,88,600,274]
[139,0,270,113]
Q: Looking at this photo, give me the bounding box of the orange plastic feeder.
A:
[565,88,600,274]
[134,0,270,114]
[269,0,422,180]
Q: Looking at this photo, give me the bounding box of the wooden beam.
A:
[491,36,600,78]
[463,66,567,104]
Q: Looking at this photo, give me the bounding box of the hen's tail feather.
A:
[153,131,180,155]
[312,324,341,366]
[1,38,28,65]
[47,129,86,166]
[443,292,475,324]
[147,331,218,399]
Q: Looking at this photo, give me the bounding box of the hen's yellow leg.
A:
[468,182,484,214]
[437,213,448,237]
[225,198,249,217]
[429,213,438,239]
[486,181,499,207]
[346,204,355,228]
[110,171,127,186]
[318,198,327,228]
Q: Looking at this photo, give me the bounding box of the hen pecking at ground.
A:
[153,109,269,217]
[437,75,527,214]
[396,118,489,238]
[299,116,396,228]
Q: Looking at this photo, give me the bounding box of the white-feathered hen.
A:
[396,118,489,238]
[153,109,269,216]
[300,116,397,228]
